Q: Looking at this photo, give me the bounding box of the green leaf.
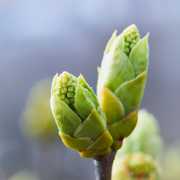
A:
[75,83,97,119]
[129,33,149,77]
[98,86,124,124]
[115,71,147,114]
[107,124,120,139]
[60,133,93,150]
[51,74,58,95]
[103,30,117,55]
[111,140,123,151]
[113,109,138,138]
[78,149,98,158]
[99,45,135,92]
[96,106,106,127]
[50,93,81,136]
[74,108,106,140]
[95,148,111,156]
[78,74,99,106]
[87,130,113,150]
[109,33,124,53]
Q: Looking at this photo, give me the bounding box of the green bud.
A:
[53,71,77,107]
[117,109,163,161]
[112,152,161,180]
[97,24,149,150]
[50,71,113,158]
[123,24,140,55]
[19,79,58,143]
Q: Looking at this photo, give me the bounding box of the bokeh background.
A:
[0,0,180,180]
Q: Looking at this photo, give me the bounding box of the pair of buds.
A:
[50,24,149,158]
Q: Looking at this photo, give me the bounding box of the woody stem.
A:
[93,149,116,180]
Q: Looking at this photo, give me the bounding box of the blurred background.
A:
[0,0,180,179]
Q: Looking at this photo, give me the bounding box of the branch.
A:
[93,150,116,180]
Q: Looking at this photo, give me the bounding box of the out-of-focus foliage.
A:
[112,152,161,180]
[162,142,180,180]
[8,170,41,180]
[111,109,163,180]
[19,79,58,143]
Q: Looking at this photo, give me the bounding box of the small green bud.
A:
[54,71,77,108]
[51,72,113,158]
[123,24,140,55]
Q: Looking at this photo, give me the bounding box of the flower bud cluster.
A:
[112,152,161,180]
[127,153,157,178]
[124,25,140,55]
[54,71,77,107]
[51,72,113,158]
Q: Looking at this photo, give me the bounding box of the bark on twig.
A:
[93,150,116,180]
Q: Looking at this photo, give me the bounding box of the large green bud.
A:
[50,71,113,158]
[112,152,161,180]
[117,109,163,160]
[97,24,149,150]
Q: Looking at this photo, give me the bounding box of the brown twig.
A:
[93,149,116,180]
